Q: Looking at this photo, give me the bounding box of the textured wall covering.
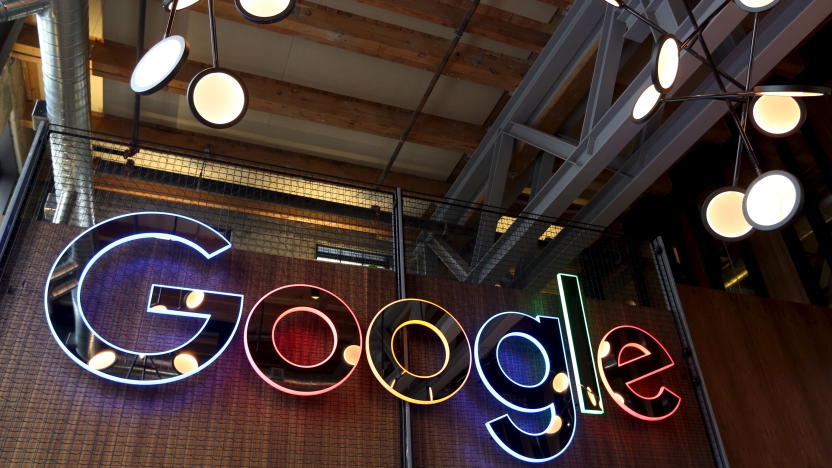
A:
[0,221,714,466]
[679,285,832,467]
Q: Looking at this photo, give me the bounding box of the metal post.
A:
[0,118,48,271]
[650,236,730,468]
[392,188,412,468]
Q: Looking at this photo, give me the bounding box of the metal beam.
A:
[515,0,832,291]
[433,0,605,222]
[504,123,577,163]
[464,0,742,285]
[472,134,512,263]
[582,9,625,140]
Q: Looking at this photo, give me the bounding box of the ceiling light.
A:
[652,35,680,92]
[632,84,663,122]
[751,95,805,137]
[234,0,295,24]
[753,85,831,98]
[188,69,248,128]
[164,0,200,10]
[89,349,117,370]
[742,170,803,231]
[733,0,779,13]
[131,3,189,96]
[603,0,623,7]
[702,188,754,241]
[173,353,199,374]
[188,0,249,128]
[185,290,205,309]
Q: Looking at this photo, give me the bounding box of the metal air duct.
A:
[36,0,94,226]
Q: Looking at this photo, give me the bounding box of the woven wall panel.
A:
[0,222,399,467]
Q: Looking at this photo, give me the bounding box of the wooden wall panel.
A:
[679,285,832,467]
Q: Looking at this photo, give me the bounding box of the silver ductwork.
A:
[36,0,94,226]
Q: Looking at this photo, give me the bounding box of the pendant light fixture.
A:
[163,0,200,10]
[602,0,829,240]
[234,0,295,24]
[701,188,754,241]
[130,0,189,95]
[743,170,803,231]
[187,0,249,129]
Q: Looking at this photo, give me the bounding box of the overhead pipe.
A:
[36,0,95,226]
[376,0,481,186]
[0,0,49,22]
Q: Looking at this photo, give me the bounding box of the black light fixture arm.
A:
[733,12,759,185]
[163,0,179,39]
[682,0,762,175]
[208,0,219,68]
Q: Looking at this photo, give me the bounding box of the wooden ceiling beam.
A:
[533,0,574,8]
[353,0,552,51]
[188,1,527,91]
[14,25,484,154]
[88,114,451,197]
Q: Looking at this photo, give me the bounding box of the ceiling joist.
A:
[189,1,528,91]
[14,25,484,154]
[353,0,554,51]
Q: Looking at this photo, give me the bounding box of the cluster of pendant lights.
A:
[130,0,296,129]
[604,0,831,241]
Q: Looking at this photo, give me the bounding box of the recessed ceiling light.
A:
[234,0,295,24]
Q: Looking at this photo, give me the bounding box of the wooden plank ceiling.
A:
[14,0,582,196]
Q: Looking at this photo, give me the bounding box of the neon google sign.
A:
[45,212,681,464]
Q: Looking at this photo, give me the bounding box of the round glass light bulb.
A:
[130,35,188,95]
[702,189,754,240]
[751,95,803,136]
[235,0,294,23]
[89,349,117,370]
[188,69,248,128]
[734,0,779,12]
[654,36,680,91]
[173,353,199,374]
[185,290,205,309]
[632,84,662,122]
[743,171,802,231]
[604,0,622,6]
[166,0,200,10]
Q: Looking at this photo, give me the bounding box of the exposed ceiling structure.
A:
[6,0,831,287]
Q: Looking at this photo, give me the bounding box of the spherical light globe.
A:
[702,188,754,241]
[653,35,680,92]
[751,95,804,137]
[742,170,803,231]
[187,68,248,129]
[734,0,779,12]
[234,0,295,24]
[632,84,663,122]
[130,35,189,95]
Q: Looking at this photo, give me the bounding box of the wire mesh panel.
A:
[0,128,399,467]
